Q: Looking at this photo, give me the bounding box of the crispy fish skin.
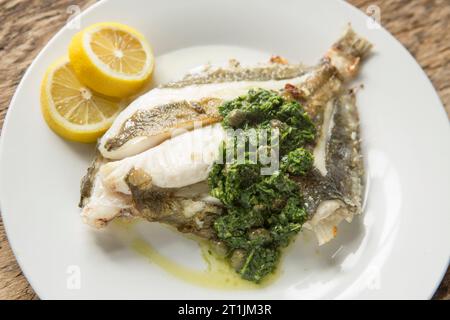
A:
[161,61,307,88]
[79,153,105,208]
[103,98,222,152]
[301,93,364,244]
[126,169,222,239]
[325,25,372,80]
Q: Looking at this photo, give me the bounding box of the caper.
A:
[249,228,272,243]
[210,240,229,258]
[226,109,246,127]
[269,119,284,128]
[253,204,265,213]
[230,249,247,271]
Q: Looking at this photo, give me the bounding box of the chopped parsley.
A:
[208,89,316,282]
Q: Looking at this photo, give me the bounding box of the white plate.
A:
[1,0,449,300]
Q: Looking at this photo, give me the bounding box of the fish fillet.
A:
[80,26,371,245]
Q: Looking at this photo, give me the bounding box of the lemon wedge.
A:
[68,22,154,98]
[41,57,124,143]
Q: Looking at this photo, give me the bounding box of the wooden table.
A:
[0,0,448,300]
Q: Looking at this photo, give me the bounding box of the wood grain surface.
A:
[0,0,448,300]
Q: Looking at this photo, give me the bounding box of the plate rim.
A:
[0,0,448,299]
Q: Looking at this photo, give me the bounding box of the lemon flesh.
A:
[69,22,154,98]
[41,58,124,143]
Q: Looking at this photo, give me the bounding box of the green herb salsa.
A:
[208,89,316,283]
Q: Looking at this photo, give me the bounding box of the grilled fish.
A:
[80,26,371,245]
